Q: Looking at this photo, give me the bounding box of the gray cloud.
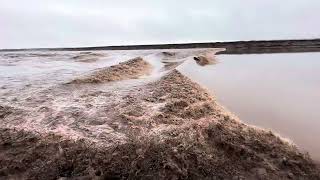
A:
[0,0,319,48]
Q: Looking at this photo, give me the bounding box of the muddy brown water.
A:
[179,52,320,161]
[1,50,319,162]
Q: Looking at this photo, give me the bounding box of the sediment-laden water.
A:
[0,49,319,179]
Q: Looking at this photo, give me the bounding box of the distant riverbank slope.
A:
[1,39,320,54]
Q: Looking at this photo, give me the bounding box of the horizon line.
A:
[1,38,320,52]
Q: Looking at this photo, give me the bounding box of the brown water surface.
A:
[179,52,320,160]
[1,50,319,162]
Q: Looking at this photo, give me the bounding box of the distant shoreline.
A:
[1,39,320,54]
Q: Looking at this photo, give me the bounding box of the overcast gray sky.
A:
[1,0,320,49]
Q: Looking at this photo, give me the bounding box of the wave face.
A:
[0,49,319,179]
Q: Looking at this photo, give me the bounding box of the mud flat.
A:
[0,54,320,179]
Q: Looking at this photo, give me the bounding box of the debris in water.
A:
[194,51,219,66]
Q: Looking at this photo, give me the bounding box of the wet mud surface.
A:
[0,50,319,179]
